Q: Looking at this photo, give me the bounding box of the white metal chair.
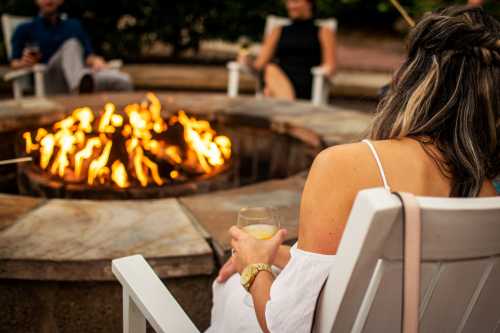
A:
[112,188,500,333]
[226,15,337,107]
[2,14,123,101]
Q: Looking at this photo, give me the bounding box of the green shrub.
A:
[0,0,497,63]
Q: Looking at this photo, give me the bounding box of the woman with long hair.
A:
[208,6,499,332]
[240,0,336,100]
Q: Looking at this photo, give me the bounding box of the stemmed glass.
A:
[237,207,280,240]
[237,207,281,307]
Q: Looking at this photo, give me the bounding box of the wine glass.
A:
[236,207,281,307]
[237,207,280,240]
[24,42,41,62]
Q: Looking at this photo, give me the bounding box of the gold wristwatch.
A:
[240,263,273,292]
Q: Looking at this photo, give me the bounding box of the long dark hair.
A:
[368,6,500,197]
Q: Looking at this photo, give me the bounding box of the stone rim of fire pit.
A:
[0,92,372,281]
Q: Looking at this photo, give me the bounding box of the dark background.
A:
[0,0,498,63]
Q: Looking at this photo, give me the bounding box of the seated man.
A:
[10,0,132,94]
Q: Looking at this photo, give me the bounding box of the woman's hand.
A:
[322,64,336,77]
[229,226,288,274]
[216,255,237,283]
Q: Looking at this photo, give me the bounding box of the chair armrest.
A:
[112,255,199,333]
[227,61,257,75]
[227,61,242,72]
[311,66,328,77]
[4,64,47,81]
[311,66,336,84]
[4,68,33,81]
[32,64,47,72]
[108,59,123,70]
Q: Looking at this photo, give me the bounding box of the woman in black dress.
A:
[240,0,336,100]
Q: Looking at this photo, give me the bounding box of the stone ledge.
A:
[180,173,306,262]
[0,198,213,281]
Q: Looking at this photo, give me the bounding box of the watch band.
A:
[241,263,273,292]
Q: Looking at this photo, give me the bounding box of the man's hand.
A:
[11,49,41,69]
[86,55,107,72]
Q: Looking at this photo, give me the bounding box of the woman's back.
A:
[298,138,498,255]
[358,139,497,198]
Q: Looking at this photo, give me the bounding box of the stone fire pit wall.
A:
[0,92,372,333]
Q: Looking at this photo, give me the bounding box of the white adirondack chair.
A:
[2,14,123,101]
[226,15,337,107]
[112,188,500,333]
[2,14,47,100]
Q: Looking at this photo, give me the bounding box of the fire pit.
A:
[0,92,372,332]
[17,93,234,199]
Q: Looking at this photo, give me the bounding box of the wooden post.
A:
[123,289,146,333]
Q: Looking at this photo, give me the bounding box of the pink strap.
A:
[394,192,421,333]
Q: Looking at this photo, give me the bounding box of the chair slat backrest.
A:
[313,188,500,333]
[1,14,31,59]
[264,15,337,38]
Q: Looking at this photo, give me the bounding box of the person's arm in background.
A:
[252,27,282,71]
[10,24,39,70]
[238,27,281,72]
[318,26,337,77]
[72,19,106,71]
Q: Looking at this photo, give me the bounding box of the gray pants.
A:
[45,38,133,94]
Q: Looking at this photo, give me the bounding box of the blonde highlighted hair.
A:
[368,6,500,197]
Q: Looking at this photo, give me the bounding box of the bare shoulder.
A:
[319,25,333,35]
[298,142,381,253]
[311,142,376,180]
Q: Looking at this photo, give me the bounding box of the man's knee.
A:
[61,38,83,53]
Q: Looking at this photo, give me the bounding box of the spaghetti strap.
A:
[362,139,391,191]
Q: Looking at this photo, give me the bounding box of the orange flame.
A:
[21,94,231,188]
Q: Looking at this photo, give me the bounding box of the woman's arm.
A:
[250,270,274,333]
[298,144,372,253]
[231,143,379,332]
[274,245,291,269]
[318,26,337,77]
[253,27,282,71]
[216,244,290,283]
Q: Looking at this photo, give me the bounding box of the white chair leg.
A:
[123,289,146,333]
[33,65,46,98]
[311,67,326,106]
[227,62,240,98]
[311,73,325,106]
[12,80,23,101]
[322,81,331,106]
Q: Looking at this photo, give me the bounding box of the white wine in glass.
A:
[237,207,280,240]
[237,207,281,305]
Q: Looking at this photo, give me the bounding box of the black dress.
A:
[274,18,322,100]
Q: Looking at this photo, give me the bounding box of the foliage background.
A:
[0,0,498,63]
